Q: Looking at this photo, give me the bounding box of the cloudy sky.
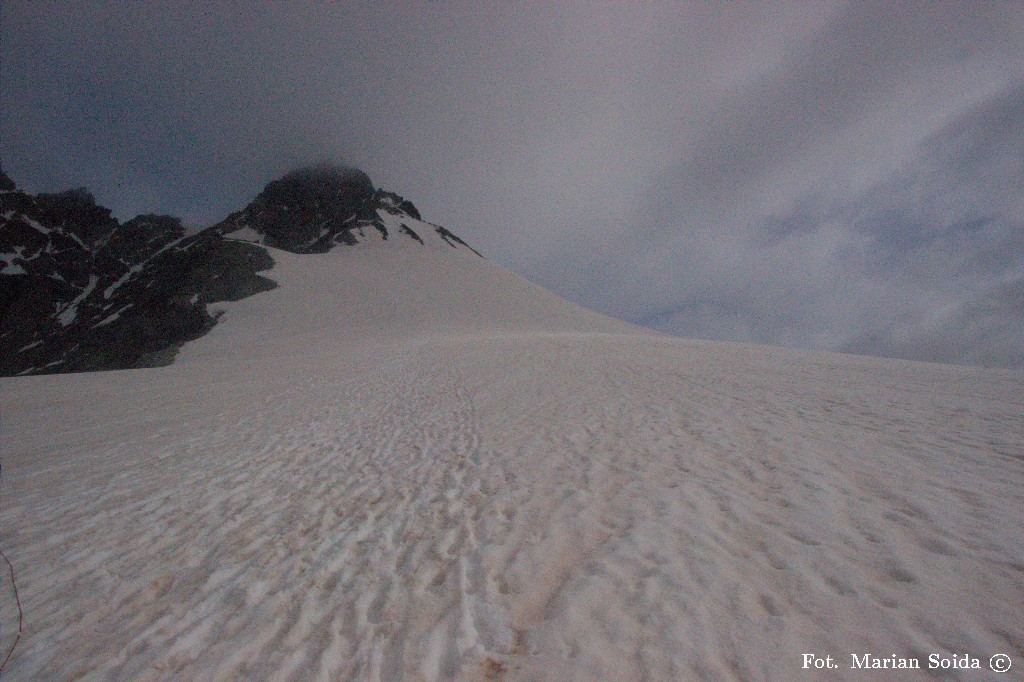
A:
[2,1,1022,368]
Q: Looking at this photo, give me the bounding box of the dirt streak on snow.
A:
[1,239,1022,681]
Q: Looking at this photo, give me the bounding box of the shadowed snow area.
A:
[1,235,1022,681]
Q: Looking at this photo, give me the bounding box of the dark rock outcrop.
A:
[0,181,277,375]
[214,165,376,252]
[211,165,447,254]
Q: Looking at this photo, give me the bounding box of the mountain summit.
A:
[0,166,476,376]
[214,165,477,254]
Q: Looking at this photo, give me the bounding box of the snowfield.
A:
[1,237,1022,681]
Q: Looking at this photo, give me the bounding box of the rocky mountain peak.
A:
[0,170,17,192]
[258,165,374,211]
[0,166,477,375]
[215,164,435,254]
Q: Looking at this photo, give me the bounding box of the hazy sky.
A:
[2,1,1022,368]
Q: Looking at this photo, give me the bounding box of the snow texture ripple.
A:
[1,239,1022,681]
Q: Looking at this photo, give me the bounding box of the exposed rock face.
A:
[214,165,376,252]
[0,165,476,376]
[212,165,467,254]
[0,174,277,375]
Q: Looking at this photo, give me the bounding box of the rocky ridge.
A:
[0,165,477,375]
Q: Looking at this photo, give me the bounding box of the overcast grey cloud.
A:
[626,53,1024,367]
[2,1,1021,368]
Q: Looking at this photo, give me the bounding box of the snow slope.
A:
[1,236,1022,681]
